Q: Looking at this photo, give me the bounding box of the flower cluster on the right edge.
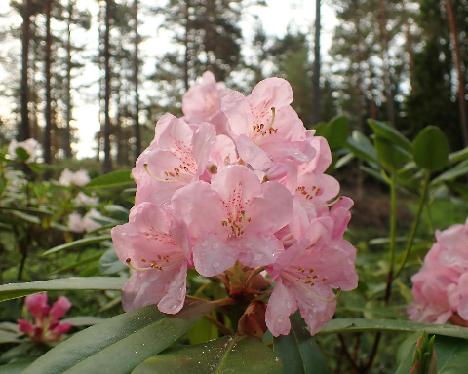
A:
[111,73,358,337]
[409,218,468,326]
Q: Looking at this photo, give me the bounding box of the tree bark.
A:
[44,0,53,164]
[444,0,468,146]
[133,0,141,161]
[102,0,112,172]
[19,0,32,141]
[311,0,321,125]
[63,0,74,159]
[183,0,190,91]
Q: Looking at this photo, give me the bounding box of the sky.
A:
[0,0,336,159]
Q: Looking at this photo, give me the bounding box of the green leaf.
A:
[0,360,34,374]
[368,119,412,152]
[315,116,349,149]
[319,318,468,339]
[373,136,411,170]
[100,247,127,275]
[133,335,282,374]
[346,130,377,163]
[42,235,111,256]
[0,277,124,302]
[435,336,468,373]
[274,314,330,374]
[448,147,468,164]
[431,159,468,186]
[412,126,450,171]
[61,316,107,326]
[25,301,217,374]
[86,169,134,190]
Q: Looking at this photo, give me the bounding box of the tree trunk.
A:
[19,0,31,141]
[183,0,190,91]
[44,0,53,164]
[133,0,141,161]
[311,0,321,125]
[445,0,468,146]
[63,0,74,159]
[377,0,395,125]
[102,0,112,172]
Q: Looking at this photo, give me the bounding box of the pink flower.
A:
[67,209,102,233]
[409,218,468,324]
[265,203,358,336]
[111,202,190,314]
[18,293,72,343]
[172,165,292,277]
[133,114,215,205]
[8,138,40,162]
[59,168,90,187]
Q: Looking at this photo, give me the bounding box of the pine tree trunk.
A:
[102,0,112,172]
[445,0,468,146]
[44,0,53,164]
[377,0,395,125]
[133,0,141,161]
[19,0,31,141]
[63,0,73,159]
[311,0,321,125]
[183,0,190,91]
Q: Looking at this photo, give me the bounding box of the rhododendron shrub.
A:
[409,219,468,325]
[112,73,358,336]
[18,293,72,343]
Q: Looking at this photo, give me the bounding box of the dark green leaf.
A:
[100,247,126,275]
[133,335,282,374]
[86,169,134,190]
[412,126,449,170]
[0,359,34,374]
[25,301,216,374]
[0,277,124,302]
[319,318,468,339]
[368,119,412,151]
[346,131,377,163]
[274,314,330,374]
[431,159,468,186]
[42,235,111,256]
[315,116,349,149]
[373,136,411,170]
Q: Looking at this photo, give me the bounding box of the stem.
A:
[338,333,361,373]
[394,170,430,279]
[384,170,398,303]
[245,266,266,287]
[367,170,398,371]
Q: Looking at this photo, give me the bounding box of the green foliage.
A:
[412,126,450,171]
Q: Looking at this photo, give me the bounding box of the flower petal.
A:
[158,264,187,314]
[265,280,296,337]
[192,236,238,277]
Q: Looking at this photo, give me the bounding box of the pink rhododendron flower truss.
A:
[111,73,358,336]
[409,218,468,325]
[18,292,72,343]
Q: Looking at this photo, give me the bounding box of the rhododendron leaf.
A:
[368,119,412,152]
[448,147,468,164]
[99,247,127,275]
[0,360,34,373]
[373,136,411,170]
[273,314,330,374]
[42,234,111,256]
[346,130,377,163]
[319,318,468,339]
[0,277,124,302]
[431,159,468,186]
[412,126,449,171]
[132,336,282,374]
[24,301,217,374]
[86,169,134,189]
[315,116,349,150]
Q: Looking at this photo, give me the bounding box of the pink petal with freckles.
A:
[265,280,297,337]
[158,264,187,314]
[192,236,238,277]
[50,296,71,322]
[211,165,262,204]
[454,273,468,320]
[25,293,49,319]
[157,117,193,150]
